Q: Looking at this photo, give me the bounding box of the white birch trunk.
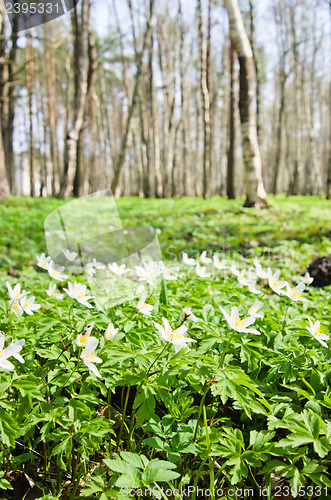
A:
[224,0,268,207]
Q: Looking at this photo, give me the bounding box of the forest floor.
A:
[1,195,331,273]
[0,195,331,500]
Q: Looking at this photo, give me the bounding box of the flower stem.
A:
[282,302,290,332]
[40,343,72,382]
[116,385,131,452]
[302,338,312,360]
[128,343,170,449]
[52,352,81,400]
[68,301,75,332]
[193,331,235,441]
[146,343,169,378]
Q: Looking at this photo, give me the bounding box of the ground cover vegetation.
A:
[0,196,331,500]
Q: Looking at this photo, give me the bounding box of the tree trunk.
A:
[25,37,36,197]
[1,13,18,193]
[111,0,155,195]
[206,0,214,195]
[44,25,59,197]
[327,1,331,199]
[198,0,212,199]
[158,16,176,198]
[272,65,287,195]
[326,155,331,200]
[178,0,192,196]
[227,41,237,199]
[288,5,304,196]
[224,0,268,208]
[59,0,90,199]
[0,6,10,197]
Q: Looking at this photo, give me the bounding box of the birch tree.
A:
[0,5,11,197]
[198,0,212,199]
[227,41,237,199]
[224,0,268,207]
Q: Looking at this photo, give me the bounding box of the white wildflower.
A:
[48,261,68,281]
[46,283,63,300]
[36,253,51,270]
[105,323,119,341]
[137,292,154,316]
[219,305,261,335]
[64,281,94,308]
[306,318,329,348]
[80,337,102,378]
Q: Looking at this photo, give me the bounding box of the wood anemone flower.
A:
[80,337,102,378]
[0,332,25,370]
[219,305,261,335]
[306,318,329,348]
[153,317,196,353]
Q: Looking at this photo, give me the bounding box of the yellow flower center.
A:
[85,353,96,361]
[79,335,89,345]
[169,330,182,341]
[291,289,301,299]
[272,279,280,288]
[0,350,3,358]
[234,316,246,329]
[77,291,86,299]
[13,303,18,310]
[314,328,322,338]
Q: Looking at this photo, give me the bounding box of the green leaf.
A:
[159,278,168,306]
[142,468,180,484]
[13,376,45,402]
[120,452,146,468]
[0,408,18,447]
[313,437,330,458]
[250,430,275,451]
[115,474,142,488]
[277,433,314,448]
[147,459,177,470]
[103,459,138,476]
[143,437,166,451]
[0,474,13,490]
[136,395,155,427]
[0,380,11,398]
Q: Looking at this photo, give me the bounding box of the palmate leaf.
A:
[142,468,179,484]
[103,458,141,477]
[135,395,156,427]
[115,474,142,488]
[120,451,148,468]
[12,375,45,402]
[0,380,11,398]
[275,410,331,458]
[0,407,18,447]
[51,435,73,468]
[104,455,179,489]
[143,436,167,451]
[313,437,330,458]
